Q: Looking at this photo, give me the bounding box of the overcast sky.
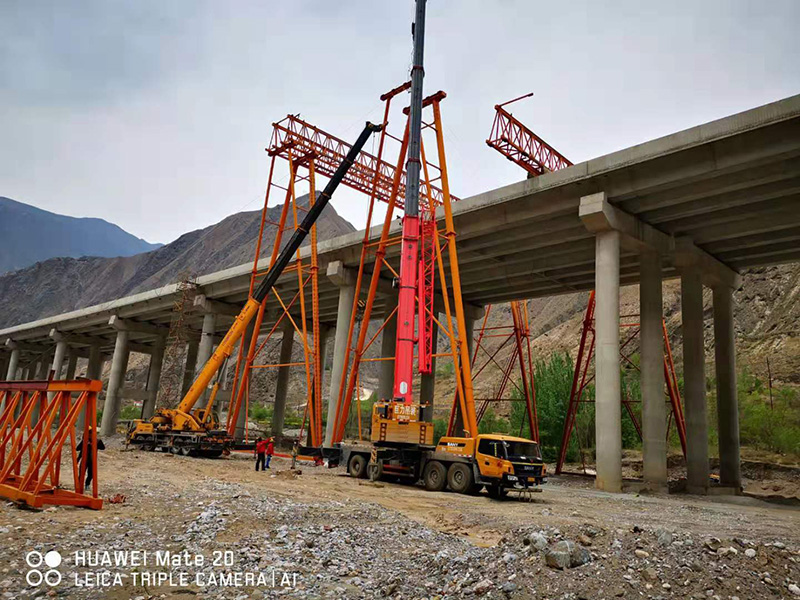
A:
[2,0,799,244]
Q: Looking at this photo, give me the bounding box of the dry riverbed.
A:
[0,440,798,599]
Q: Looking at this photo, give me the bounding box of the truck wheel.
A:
[447,463,474,494]
[348,454,368,479]
[180,447,192,456]
[367,461,383,482]
[423,461,446,492]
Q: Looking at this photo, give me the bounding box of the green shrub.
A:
[432,417,448,445]
[250,403,273,422]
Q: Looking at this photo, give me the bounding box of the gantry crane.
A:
[126,122,383,456]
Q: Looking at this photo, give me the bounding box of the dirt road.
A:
[1,445,798,599]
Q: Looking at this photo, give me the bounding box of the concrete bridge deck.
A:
[2,93,798,358]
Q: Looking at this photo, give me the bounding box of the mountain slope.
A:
[0,197,161,274]
[0,194,354,328]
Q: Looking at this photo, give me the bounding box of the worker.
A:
[77,428,105,489]
[291,439,298,469]
[265,437,275,469]
[254,437,267,471]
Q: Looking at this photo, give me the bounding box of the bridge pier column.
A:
[594,229,623,493]
[714,285,741,490]
[681,265,709,494]
[272,320,295,438]
[420,317,438,422]
[195,313,217,376]
[143,336,166,419]
[51,337,68,381]
[5,343,20,380]
[451,315,475,437]
[181,339,199,397]
[65,352,78,380]
[325,262,356,446]
[100,331,130,437]
[77,343,104,432]
[379,303,398,401]
[233,318,257,441]
[641,250,667,491]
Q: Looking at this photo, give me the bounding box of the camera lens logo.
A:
[25,550,62,587]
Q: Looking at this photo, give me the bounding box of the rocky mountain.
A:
[0,194,354,328]
[0,196,161,274]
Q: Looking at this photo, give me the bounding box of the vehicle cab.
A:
[474,434,546,488]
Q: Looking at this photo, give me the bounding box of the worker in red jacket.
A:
[254,437,267,471]
[265,437,275,469]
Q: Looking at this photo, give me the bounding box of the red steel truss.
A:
[468,301,539,441]
[486,93,572,176]
[268,113,457,213]
[556,291,688,475]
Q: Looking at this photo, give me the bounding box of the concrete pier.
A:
[714,285,741,489]
[420,318,438,421]
[271,321,295,437]
[681,266,709,494]
[378,307,397,401]
[5,343,19,380]
[594,229,622,493]
[640,250,667,489]
[143,336,166,419]
[325,262,357,445]
[100,330,130,437]
[181,339,199,397]
[65,352,78,380]
[233,319,257,441]
[196,313,217,376]
[51,336,68,380]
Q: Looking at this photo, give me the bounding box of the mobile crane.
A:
[127,122,383,456]
[333,0,546,498]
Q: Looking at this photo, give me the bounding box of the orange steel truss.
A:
[329,87,478,443]
[226,135,327,446]
[555,291,688,475]
[0,379,103,510]
[226,86,463,447]
[465,301,539,441]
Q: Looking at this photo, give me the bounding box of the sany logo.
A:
[26,550,62,587]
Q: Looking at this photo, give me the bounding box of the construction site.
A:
[1,1,799,599]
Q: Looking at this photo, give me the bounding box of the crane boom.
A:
[393,0,427,404]
[176,122,382,416]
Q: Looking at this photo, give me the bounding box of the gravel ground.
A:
[0,442,798,599]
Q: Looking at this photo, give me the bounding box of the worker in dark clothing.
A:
[77,428,105,489]
[265,437,275,469]
[254,437,267,471]
[291,439,299,469]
